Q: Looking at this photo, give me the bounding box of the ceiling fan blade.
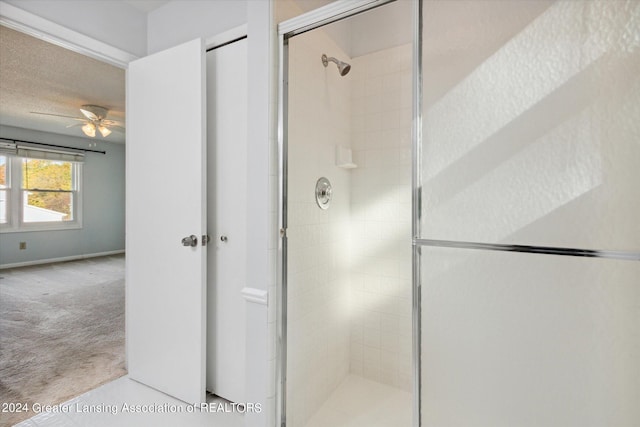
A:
[101,119,123,126]
[65,123,85,128]
[80,108,99,120]
[30,111,85,120]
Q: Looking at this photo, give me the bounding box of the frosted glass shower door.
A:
[418,0,640,426]
[418,0,640,250]
[420,247,640,426]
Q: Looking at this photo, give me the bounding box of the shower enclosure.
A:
[278,1,413,426]
[278,0,640,426]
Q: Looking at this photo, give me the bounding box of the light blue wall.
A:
[0,125,125,267]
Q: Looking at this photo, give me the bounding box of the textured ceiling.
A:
[0,26,126,143]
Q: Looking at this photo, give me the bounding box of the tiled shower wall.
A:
[349,44,413,391]
[286,13,415,425]
[286,27,352,427]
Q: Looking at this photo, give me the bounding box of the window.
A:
[0,144,83,232]
[22,158,77,223]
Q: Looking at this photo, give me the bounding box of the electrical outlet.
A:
[19,242,27,250]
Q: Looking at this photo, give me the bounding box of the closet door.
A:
[206,37,248,403]
[126,38,207,405]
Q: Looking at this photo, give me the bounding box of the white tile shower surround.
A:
[349,43,413,392]
[14,376,244,427]
[286,23,353,427]
[304,375,411,427]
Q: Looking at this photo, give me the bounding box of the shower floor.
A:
[304,375,412,427]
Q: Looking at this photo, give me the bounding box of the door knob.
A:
[181,235,198,247]
[220,235,228,242]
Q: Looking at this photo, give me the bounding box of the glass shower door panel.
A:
[420,246,640,427]
[420,0,640,250]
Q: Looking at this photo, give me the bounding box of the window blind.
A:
[0,140,17,156]
[17,145,85,163]
[0,139,85,162]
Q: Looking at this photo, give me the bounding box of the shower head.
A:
[322,54,351,76]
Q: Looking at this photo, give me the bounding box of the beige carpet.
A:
[0,255,126,426]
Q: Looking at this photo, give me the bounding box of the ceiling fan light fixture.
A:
[98,125,112,137]
[82,122,96,137]
[31,104,121,138]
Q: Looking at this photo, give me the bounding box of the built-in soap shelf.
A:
[336,145,357,169]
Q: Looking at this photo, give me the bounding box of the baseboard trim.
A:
[0,249,125,269]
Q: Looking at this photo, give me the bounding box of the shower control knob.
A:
[315,177,332,210]
[220,235,228,242]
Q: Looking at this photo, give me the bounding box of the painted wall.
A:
[146,0,247,54]
[420,0,640,425]
[349,43,413,391]
[2,0,147,57]
[286,22,353,427]
[0,125,125,267]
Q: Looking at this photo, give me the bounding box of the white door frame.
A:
[0,1,247,68]
[0,1,137,68]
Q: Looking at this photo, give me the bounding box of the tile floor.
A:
[14,376,244,427]
[304,375,412,427]
[12,374,411,427]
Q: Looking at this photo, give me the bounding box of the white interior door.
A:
[126,38,206,405]
[206,38,248,403]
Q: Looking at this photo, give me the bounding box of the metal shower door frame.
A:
[278,1,640,425]
[276,1,423,426]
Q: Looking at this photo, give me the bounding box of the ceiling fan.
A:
[31,105,124,138]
